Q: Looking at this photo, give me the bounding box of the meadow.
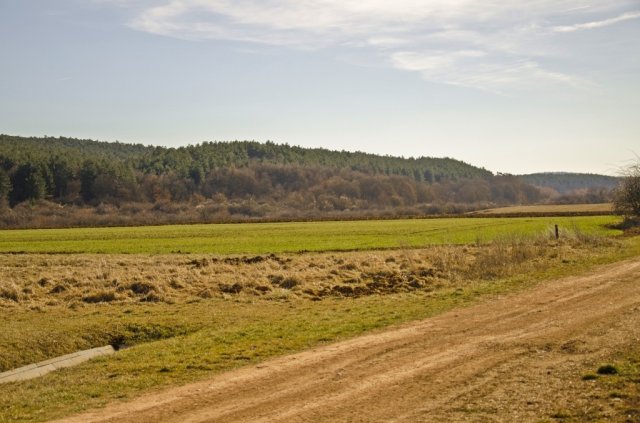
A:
[0,216,621,254]
[0,215,635,422]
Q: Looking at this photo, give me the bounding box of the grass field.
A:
[0,215,634,422]
[0,216,621,254]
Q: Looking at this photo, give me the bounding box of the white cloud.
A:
[107,0,639,90]
[553,10,640,32]
[391,51,579,91]
[366,37,411,48]
[392,50,486,72]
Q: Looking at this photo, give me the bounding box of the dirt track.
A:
[53,258,640,422]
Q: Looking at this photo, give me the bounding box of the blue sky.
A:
[1,0,638,175]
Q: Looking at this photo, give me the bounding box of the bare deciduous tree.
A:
[613,160,640,220]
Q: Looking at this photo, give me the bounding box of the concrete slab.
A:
[0,346,115,384]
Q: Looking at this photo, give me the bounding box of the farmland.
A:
[471,203,614,215]
[1,215,638,422]
[0,216,620,254]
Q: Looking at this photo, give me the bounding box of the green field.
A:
[0,216,621,254]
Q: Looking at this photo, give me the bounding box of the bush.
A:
[596,364,618,375]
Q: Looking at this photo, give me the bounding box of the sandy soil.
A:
[52,258,640,422]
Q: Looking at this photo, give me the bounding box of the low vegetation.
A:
[1,221,638,422]
[0,216,620,254]
[471,203,613,216]
[0,231,617,316]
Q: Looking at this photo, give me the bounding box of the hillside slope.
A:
[0,135,556,227]
[520,172,619,194]
[0,134,490,181]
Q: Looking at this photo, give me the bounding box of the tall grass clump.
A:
[562,223,613,247]
[469,234,548,279]
[0,281,20,302]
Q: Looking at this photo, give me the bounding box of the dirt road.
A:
[54,258,640,422]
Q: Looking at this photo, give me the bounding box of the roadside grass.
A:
[0,216,621,254]
[1,232,638,423]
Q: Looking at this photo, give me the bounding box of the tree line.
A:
[0,134,592,226]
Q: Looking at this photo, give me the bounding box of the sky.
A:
[1,1,639,175]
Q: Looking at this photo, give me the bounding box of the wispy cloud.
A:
[104,0,639,91]
[391,51,579,91]
[553,10,640,32]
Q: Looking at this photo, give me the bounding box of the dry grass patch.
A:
[473,203,613,215]
[0,234,621,310]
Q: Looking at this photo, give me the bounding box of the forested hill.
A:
[0,134,489,182]
[0,134,548,227]
[519,172,619,194]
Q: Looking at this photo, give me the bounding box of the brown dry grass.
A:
[0,234,617,310]
[473,203,613,215]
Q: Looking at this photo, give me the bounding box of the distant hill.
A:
[0,134,490,182]
[0,134,557,228]
[519,172,620,195]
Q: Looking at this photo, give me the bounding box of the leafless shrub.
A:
[613,159,640,221]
